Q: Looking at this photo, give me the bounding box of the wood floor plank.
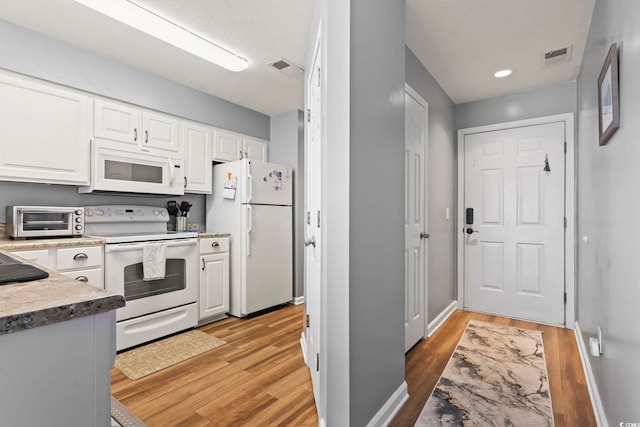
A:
[112,304,594,427]
[389,310,597,427]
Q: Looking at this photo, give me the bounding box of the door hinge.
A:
[564,292,567,304]
[306,211,311,225]
[563,217,567,228]
[307,108,311,123]
[564,141,567,153]
[317,210,321,228]
[317,68,321,87]
[306,314,310,328]
[315,353,320,372]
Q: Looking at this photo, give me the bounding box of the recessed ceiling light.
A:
[75,0,249,72]
[494,69,513,78]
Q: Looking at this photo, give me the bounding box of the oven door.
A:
[105,238,198,321]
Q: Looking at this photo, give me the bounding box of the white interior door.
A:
[305,41,322,409]
[463,121,566,324]
[404,86,428,352]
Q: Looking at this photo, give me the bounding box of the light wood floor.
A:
[112,305,595,426]
[111,304,318,426]
[390,309,597,426]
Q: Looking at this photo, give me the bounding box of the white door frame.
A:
[456,113,575,328]
[404,83,429,349]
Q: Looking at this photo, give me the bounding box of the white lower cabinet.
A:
[199,237,229,322]
[9,244,104,289]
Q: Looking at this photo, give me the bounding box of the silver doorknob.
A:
[304,236,316,247]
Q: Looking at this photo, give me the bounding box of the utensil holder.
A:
[176,217,187,232]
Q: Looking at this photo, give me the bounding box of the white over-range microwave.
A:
[79,139,184,195]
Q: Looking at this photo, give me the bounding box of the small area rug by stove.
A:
[114,330,226,380]
[415,320,554,427]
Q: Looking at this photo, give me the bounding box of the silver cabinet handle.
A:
[304,236,316,247]
[239,150,243,159]
[75,276,89,282]
[201,258,205,271]
[145,130,149,143]
[211,241,220,247]
[184,176,187,188]
[244,151,248,158]
[134,128,137,141]
[73,253,88,260]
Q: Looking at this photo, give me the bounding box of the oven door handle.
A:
[105,239,197,252]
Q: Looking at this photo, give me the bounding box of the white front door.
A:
[463,121,565,325]
[404,86,428,352]
[305,40,322,409]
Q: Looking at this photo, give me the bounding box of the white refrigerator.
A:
[206,159,293,317]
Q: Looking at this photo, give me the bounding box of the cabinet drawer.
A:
[8,249,53,270]
[59,268,104,289]
[199,237,229,254]
[56,246,103,270]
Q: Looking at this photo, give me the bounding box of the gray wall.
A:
[349,0,406,425]
[455,80,577,130]
[0,18,269,229]
[575,0,640,423]
[405,47,457,322]
[270,110,305,299]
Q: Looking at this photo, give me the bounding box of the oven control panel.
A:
[85,205,169,223]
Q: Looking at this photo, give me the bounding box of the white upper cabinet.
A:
[212,130,243,162]
[94,98,180,153]
[183,121,212,194]
[0,71,90,185]
[243,136,269,161]
[212,130,268,162]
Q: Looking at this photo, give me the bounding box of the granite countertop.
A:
[0,236,105,250]
[198,232,232,238]
[0,246,124,335]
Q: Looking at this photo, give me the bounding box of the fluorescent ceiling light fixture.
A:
[75,0,249,72]
[494,69,513,78]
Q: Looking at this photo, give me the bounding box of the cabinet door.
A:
[183,121,212,194]
[243,137,269,161]
[212,130,242,162]
[199,253,229,319]
[93,98,140,145]
[0,73,90,185]
[142,111,181,153]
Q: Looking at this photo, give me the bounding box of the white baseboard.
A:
[574,321,608,427]
[366,381,409,427]
[292,296,305,305]
[299,331,308,366]
[427,301,458,337]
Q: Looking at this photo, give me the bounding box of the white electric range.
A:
[85,205,198,351]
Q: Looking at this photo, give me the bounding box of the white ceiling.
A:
[0,0,595,114]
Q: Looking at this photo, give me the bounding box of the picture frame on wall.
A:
[597,43,620,145]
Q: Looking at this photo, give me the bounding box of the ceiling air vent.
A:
[267,58,303,76]
[542,45,573,67]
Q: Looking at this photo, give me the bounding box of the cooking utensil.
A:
[179,201,192,217]
[167,201,179,216]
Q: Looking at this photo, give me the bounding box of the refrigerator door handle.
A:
[247,169,253,203]
[246,205,252,256]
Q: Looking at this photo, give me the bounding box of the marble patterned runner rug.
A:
[415,320,554,427]
[115,330,226,380]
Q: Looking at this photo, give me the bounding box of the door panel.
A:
[243,159,293,206]
[464,122,565,324]
[404,87,427,352]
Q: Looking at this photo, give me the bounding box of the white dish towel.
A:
[142,242,166,281]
